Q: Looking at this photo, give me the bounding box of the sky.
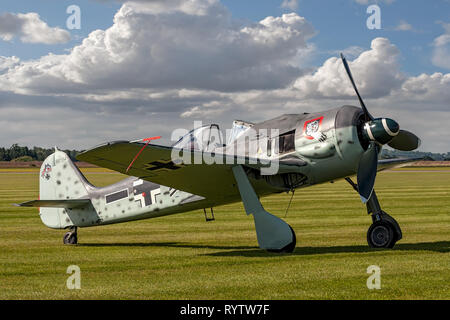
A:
[0,0,449,152]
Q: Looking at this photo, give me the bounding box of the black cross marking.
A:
[144,160,184,172]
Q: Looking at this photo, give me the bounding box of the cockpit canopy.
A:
[227,120,254,145]
[172,124,223,152]
[172,116,298,156]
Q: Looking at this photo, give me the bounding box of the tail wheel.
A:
[367,221,396,248]
[63,232,77,245]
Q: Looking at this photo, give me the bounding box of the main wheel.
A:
[367,221,396,248]
[63,232,77,245]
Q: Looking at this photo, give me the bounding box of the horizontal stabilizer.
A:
[15,199,91,209]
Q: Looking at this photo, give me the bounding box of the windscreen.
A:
[172,124,223,152]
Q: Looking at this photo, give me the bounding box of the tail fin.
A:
[37,149,93,228]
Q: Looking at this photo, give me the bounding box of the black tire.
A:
[63,232,77,245]
[367,221,396,248]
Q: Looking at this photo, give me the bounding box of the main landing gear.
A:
[345,178,402,248]
[63,227,78,245]
[232,165,296,253]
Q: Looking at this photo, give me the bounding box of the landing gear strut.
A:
[345,178,402,248]
[232,165,296,253]
[63,227,78,245]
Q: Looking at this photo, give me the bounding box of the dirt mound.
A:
[408,161,450,167]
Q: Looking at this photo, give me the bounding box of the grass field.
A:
[0,168,449,300]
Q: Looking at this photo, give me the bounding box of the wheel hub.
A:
[371,225,390,246]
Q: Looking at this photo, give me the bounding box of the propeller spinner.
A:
[340,53,421,203]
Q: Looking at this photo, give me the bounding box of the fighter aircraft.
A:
[17,55,421,252]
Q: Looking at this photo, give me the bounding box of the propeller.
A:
[340,53,421,203]
[356,142,379,203]
[388,129,421,151]
[340,53,374,122]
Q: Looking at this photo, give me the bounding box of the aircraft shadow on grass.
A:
[79,241,450,257]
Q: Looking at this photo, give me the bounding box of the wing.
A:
[377,157,423,172]
[77,141,297,199]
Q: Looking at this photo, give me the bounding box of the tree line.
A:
[0,144,80,162]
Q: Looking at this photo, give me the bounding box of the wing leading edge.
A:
[377,157,423,172]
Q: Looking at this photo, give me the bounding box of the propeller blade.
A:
[357,142,379,203]
[387,130,421,151]
[340,53,374,121]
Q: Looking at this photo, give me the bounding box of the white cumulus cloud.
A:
[281,0,299,11]
[432,22,450,70]
[394,20,413,31]
[0,1,316,95]
[0,56,20,73]
[0,12,70,44]
[293,38,404,99]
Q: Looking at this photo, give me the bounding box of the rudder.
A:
[39,149,93,229]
